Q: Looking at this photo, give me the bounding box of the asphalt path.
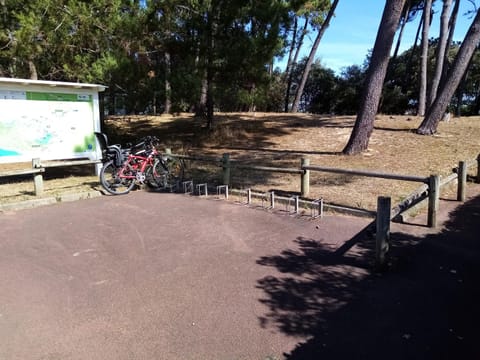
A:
[1,187,479,359]
[0,191,372,360]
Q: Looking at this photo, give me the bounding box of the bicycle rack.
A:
[182,180,194,194]
[247,189,252,204]
[311,198,324,218]
[261,191,275,209]
[216,185,229,199]
[285,195,300,214]
[196,183,208,196]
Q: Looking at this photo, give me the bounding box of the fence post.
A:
[477,153,480,184]
[427,175,440,228]
[31,158,43,196]
[376,196,391,269]
[222,153,230,185]
[301,157,310,197]
[457,160,467,202]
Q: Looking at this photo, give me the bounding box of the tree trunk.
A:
[403,13,423,92]
[446,0,460,57]
[343,0,406,155]
[283,16,298,113]
[428,0,452,107]
[248,83,256,112]
[417,9,480,134]
[284,17,308,112]
[196,75,208,117]
[292,17,308,68]
[284,16,298,75]
[418,0,432,116]
[164,51,172,114]
[392,0,410,60]
[28,59,38,80]
[206,69,214,129]
[456,78,465,116]
[439,0,460,88]
[291,0,339,113]
[206,8,216,130]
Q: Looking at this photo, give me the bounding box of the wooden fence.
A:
[174,151,480,221]
[174,150,480,268]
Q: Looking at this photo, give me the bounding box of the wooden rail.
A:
[302,165,429,183]
[1,158,98,196]
[0,167,46,196]
[0,168,45,177]
[232,164,304,174]
[37,159,100,168]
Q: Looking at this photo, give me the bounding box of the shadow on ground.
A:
[256,195,480,359]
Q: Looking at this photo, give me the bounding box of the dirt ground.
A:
[1,184,479,359]
[2,113,480,211]
[103,113,480,210]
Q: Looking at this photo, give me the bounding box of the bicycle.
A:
[95,132,183,195]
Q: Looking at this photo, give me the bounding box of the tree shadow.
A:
[104,114,201,147]
[103,113,355,153]
[256,195,480,359]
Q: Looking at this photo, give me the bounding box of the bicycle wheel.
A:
[164,156,184,191]
[146,156,184,191]
[145,159,168,189]
[99,160,136,195]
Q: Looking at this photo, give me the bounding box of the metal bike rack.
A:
[182,180,194,194]
[285,195,299,214]
[216,185,229,199]
[196,183,208,196]
[311,198,324,218]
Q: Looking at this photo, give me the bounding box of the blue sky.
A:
[277,0,478,74]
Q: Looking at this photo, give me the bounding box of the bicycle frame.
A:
[117,147,160,183]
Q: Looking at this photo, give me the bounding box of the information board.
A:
[0,89,99,163]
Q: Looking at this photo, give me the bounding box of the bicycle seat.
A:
[94,132,125,166]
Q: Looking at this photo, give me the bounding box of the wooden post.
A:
[32,158,43,196]
[376,196,391,269]
[222,153,230,186]
[457,160,467,202]
[427,175,440,228]
[477,154,480,184]
[270,191,275,209]
[301,157,310,197]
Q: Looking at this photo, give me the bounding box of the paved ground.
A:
[0,187,479,359]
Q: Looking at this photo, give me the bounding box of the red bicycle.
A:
[96,134,183,195]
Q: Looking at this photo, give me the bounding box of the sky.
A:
[277,0,478,74]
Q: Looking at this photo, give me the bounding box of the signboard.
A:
[0,78,106,164]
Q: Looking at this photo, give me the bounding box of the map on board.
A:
[0,90,97,163]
